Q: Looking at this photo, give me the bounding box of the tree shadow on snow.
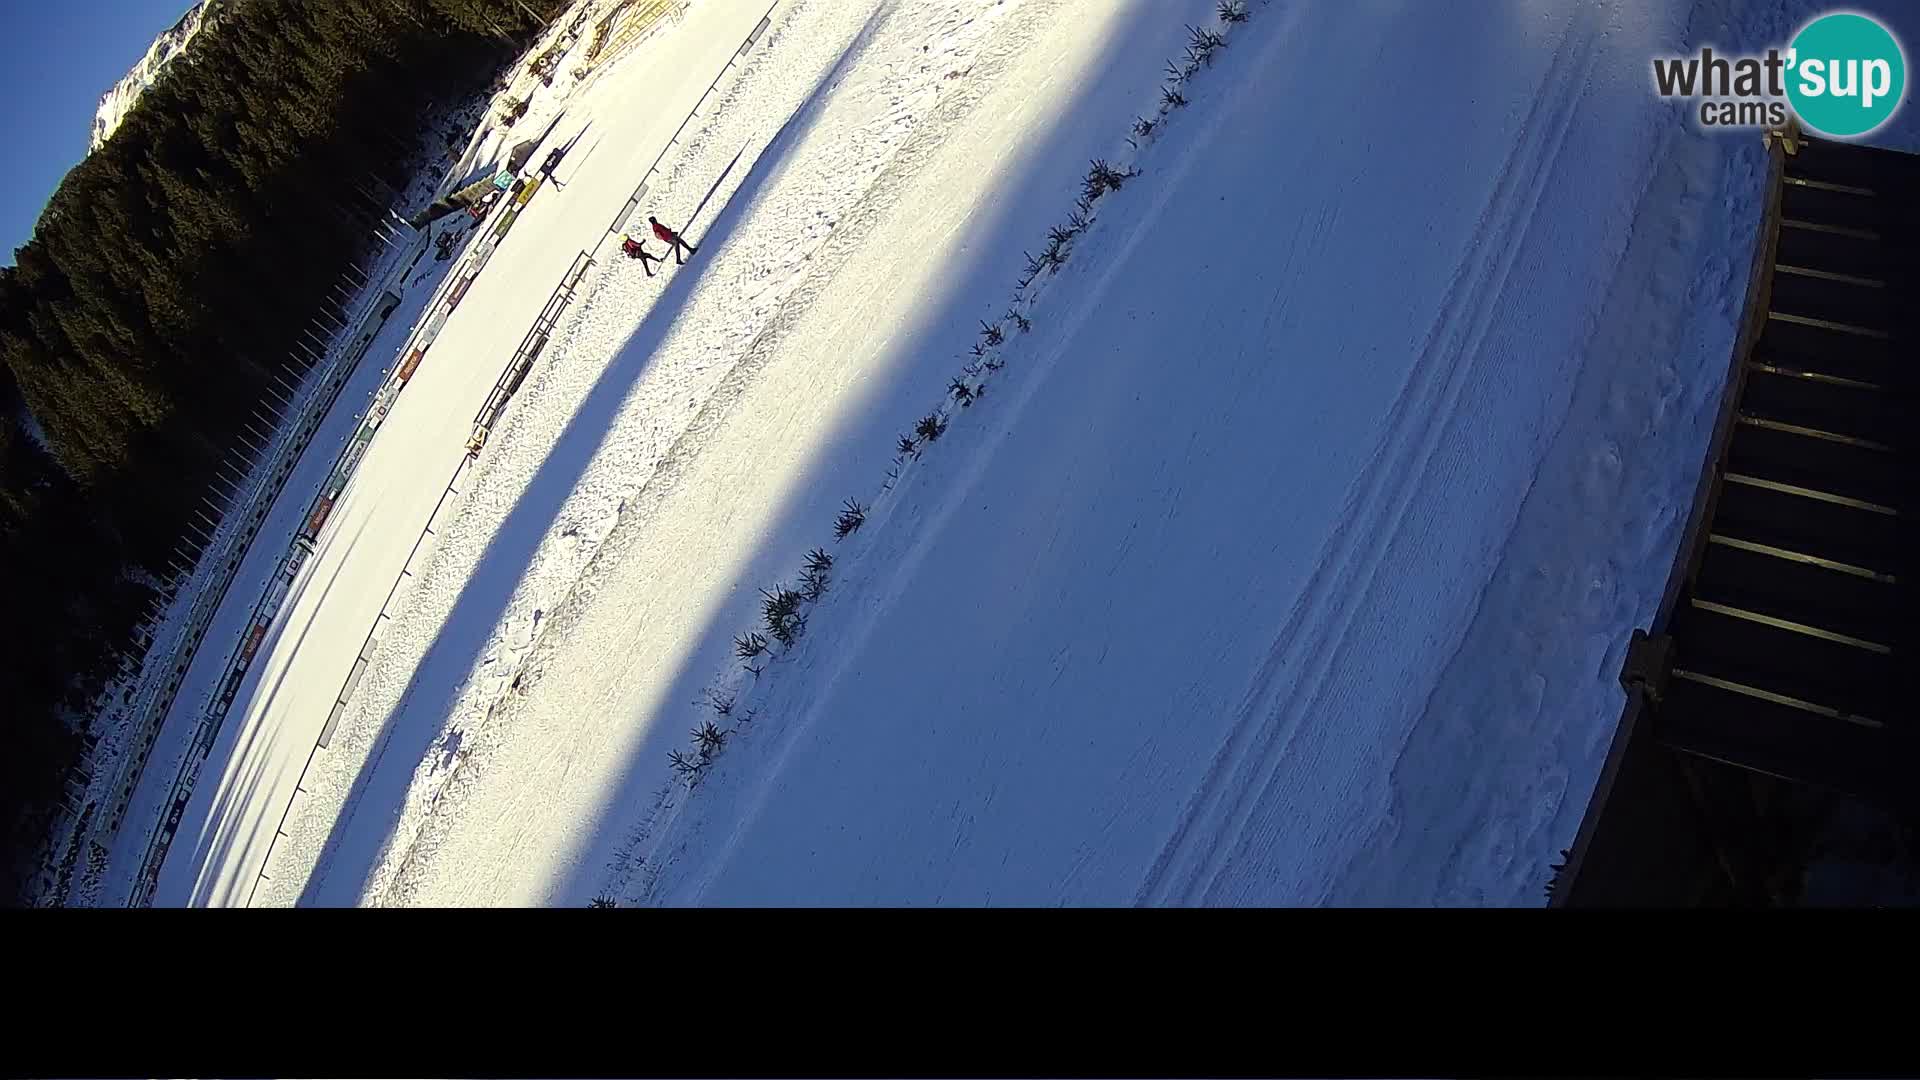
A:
[149,250,481,906]
[292,4,900,907]
[531,0,1200,906]
[298,0,1215,908]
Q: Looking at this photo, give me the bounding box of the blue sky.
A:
[1,0,195,265]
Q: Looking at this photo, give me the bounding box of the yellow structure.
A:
[577,0,687,79]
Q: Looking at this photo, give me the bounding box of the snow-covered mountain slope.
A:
[91,1,216,152]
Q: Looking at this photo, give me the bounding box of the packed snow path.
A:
[165,0,1916,905]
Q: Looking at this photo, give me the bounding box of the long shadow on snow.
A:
[171,253,477,905]
[294,6,895,907]
[138,156,481,906]
[504,0,1920,913]
[538,0,1198,905]
[167,510,370,906]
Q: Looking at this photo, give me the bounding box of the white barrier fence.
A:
[89,225,430,903]
[125,214,514,907]
[603,0,780,248]
[245,248,596,906]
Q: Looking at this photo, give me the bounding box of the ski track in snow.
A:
[1134,12,1612,907]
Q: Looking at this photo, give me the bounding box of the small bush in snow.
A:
[1022,249,1045,280]
[1047,224,1078,247]
[897,434,920,457]
[1006,310,1032,334]
[1161,85,1188,110]
[916,413,948,443]
[979,320,1005,346]
[834,499,868,540]
[1188,24,1227,53]
[1218,0,1249,23]
[801,562,831,602]
[1133,115,1158,138]
[1165,59,1190,83]
[761,585,806,646]
[734,631,769,660]
[703,689,735,717]
[805,547,834,575]
[589,895,618,908]
[1082,160,1140,204]
[761,583,802,623]
[1066,207,1092,233]
[1041,235,1069,271]
[668,748,704,779]
[692,720,728,757]
[1185,24,1228,69]
[950,377,975,407]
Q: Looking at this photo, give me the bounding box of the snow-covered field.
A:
[139,0,790,907]
[133,0,1920,906]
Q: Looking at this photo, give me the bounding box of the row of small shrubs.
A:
[605,0,1269,908]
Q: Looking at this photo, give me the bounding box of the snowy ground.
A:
[140,0,1920,906]
[589,0,1748,906]
[79,16,633,906]
[138,0,783,907]
[274,0,1080,907]
[75,180,455,908]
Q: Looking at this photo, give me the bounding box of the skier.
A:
[620,233,662,277]
[538,146,568,189]
[648,216,698,264]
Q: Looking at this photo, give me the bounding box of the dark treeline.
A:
[0,0,568,902]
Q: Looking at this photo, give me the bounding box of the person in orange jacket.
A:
[620,233,662,277]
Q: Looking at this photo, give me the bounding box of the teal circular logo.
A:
[1786,13,1906,137]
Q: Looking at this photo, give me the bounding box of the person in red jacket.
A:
[648,215,698,264]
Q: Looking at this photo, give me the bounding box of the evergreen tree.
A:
[0,0,572,903]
